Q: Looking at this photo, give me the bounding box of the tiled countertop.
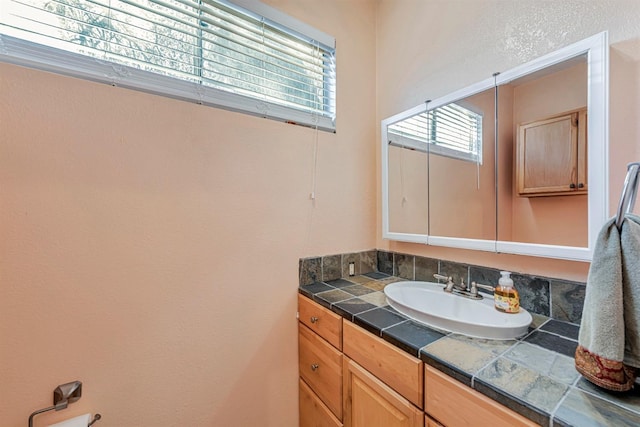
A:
[298,272,640,427]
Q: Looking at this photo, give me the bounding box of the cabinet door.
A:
[343,357,423,427]
[300,378,342,427]
[517,111,583,196]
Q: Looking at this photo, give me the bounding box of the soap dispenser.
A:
[494,271,520,313]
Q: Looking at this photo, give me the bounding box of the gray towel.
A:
[576,214,640,391]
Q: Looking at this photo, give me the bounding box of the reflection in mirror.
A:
[387,110,429,235]
[428,88,496,240]
[497,55,588,247]
[381,32,607,260]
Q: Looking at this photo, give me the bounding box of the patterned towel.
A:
[575,214,640,391]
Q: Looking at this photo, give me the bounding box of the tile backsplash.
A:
[299,249,586,324]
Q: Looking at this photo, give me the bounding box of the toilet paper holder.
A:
[27,381,101,427]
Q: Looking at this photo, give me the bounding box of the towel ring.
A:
[615,162,640,230]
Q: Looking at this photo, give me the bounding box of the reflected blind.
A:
[388,103,482,162]
[0,0,336,131]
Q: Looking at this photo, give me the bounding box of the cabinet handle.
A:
[311,364,319,372]
[570,183,576,189]
[310,316,319,324]
[578,183,584,188]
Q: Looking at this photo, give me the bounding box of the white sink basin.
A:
[384,281,532,340]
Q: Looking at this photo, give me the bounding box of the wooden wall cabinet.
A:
[516,108,587,197]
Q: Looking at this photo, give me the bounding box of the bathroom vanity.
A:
[298,275,640,427]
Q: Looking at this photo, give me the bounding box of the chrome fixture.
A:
[615,162,640,230]
[27,381,101,427]
[433,274,483,300]
[470,281,495,299]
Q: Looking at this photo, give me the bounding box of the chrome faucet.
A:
[433,274,467,293]
[434,274,488,300]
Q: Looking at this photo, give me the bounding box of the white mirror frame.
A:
[381,31,609,262]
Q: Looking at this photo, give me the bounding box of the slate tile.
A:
[360,250,377,274]
[553,388,640,427]
[394,254,415,280]
[299,257,321,285]
[364,271,390,280]
[354,308,407,336]
[333,298,377,321]
[299,282,334,298]
[476,357,568,414]
[377,251,393,275]
[524,330,577,358]
[382,320,445,357]
[550,279,585,324]
[540,319,580,341]
[415,256,439,281]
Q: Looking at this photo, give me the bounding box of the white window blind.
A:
[0,0,336,131]
[388,103,482,163]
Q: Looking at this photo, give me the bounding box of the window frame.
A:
[0,0,337,132]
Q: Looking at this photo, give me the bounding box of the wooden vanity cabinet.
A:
[516,108,587,197]
[298,295,344,426]
[298,295,537,427]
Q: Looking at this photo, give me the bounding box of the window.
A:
[0,0,336,131]
[388,103,482,163]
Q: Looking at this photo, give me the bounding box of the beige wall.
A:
[388,145,429,234]
[0,1,376,426]
[377,0,640,282]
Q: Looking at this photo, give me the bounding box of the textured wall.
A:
[376,0,640,281]
[0,1,376,426]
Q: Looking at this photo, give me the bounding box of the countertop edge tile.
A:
[472,375,552,426]
[420,352,474,387]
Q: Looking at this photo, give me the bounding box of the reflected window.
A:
[388,103,482,163]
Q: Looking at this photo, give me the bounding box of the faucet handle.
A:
[434,274,456,293]
[433,274,452,282]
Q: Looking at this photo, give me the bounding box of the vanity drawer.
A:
[425,366,536,427]
[299,323,343,420]
[342,321,423,409]
[299,294,343,350]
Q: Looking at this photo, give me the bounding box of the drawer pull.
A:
[311,364,319,372]
[310,316,319,323]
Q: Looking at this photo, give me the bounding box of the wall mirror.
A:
[427,86,497,251]
[381,32,609,261]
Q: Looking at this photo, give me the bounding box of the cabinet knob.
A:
[310,316,319,324]
[311,364,319,372]
[578,183,584,188]
[570,183,576,189]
